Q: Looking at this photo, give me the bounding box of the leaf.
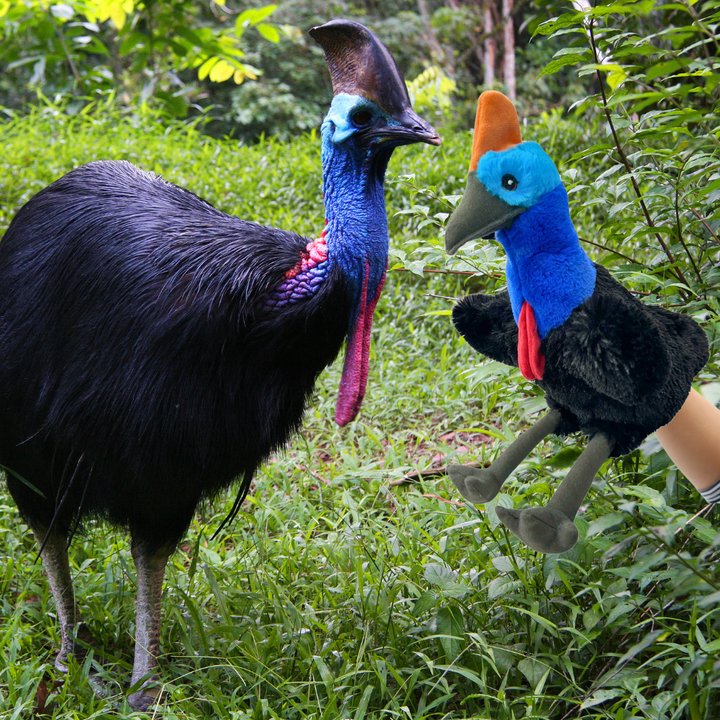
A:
[491,555,524,573]
[533,12,583,36]
[425,562,471,597]
[256,23,279,43]
[580,689,624,709]
[623,484,666,507]
[208,59,236,83]
[586,513,625,537]
[1,464,46,498]
[616,630,665,666]
[539,53,589,78]
[518,657,548,689]
[436,606,464,662]
[236,4,276,31]
[50,4,75,20]
[413,590,437,617]
[583,607,602,631]
[425,563,457,586]
[198,56,219,81]
[487,575,521,599]
[546,447,583,469]
[432,664,485,688]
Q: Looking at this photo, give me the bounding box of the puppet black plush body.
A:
[445,91,708,554]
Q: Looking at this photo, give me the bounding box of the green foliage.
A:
[1,97,719,718]
[0,0,280,116]
[407,65,458,127]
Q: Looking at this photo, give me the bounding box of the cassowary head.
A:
[311,19,440,170]
[445,91,563,255]
[308,19,440,427]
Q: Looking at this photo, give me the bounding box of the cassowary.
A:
[0,20,439,709]
[444,91,708,554]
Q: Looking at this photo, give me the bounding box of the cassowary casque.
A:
[445,91,709,554]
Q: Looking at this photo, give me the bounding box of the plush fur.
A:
[453,263,709,456]
[477,142,561,208]
[498,184,597,338]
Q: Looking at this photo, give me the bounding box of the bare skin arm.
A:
[655,388,720,493]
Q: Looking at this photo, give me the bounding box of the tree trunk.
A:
[502,0,515,99]
[418,0,453,73]
[483,1,495,87]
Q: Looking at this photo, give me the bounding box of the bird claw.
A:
[495,505,578,554]
[54,623,96,673]
[129,681,162,712]
[448,464,503,504]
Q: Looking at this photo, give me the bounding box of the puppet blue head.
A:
[445,91,596,340]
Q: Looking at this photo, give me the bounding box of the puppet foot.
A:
[495,505,578,554]
[448,464,503,504]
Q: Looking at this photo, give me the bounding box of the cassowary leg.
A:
[449,409,562,504]
[128,538,171,711]
[496,433,614,554]
[32,526,92,671]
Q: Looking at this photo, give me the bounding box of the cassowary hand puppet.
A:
[444,91,709,554]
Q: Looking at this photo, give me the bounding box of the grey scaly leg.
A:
[32,526,90,671]
[128,537,171,711]
[496,433,614,554]
[449,410,562,504]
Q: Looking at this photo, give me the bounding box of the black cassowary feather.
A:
[0,160,352,550]
[0,20,441,709]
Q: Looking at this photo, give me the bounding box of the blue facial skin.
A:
[478,142,596,339]
[320,94,394,316]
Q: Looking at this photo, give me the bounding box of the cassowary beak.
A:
[445,91,523,254]
[310,19,441,148]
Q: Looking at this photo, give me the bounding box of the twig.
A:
[389,267,477,276]
[422,493,465,507]
[586,19,690,296]
[578,236,641,265]
[684,200,720,246]
[389,463,483,486]
[668,157,703,284]
[47,10,82,86]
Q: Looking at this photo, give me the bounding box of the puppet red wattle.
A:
[517,301,544,381]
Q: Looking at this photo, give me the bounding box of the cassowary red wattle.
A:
[0,19,439,710]
[444,91,708,555]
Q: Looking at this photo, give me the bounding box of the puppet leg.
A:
[496,433,614,554]
[449,410,561,504]
[32,526,93,671]
[128,537,171,711]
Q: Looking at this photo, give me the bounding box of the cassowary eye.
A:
[351,110,373,128]
[501,174,518,191]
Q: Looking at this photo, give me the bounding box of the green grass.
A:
[0,108,719,719]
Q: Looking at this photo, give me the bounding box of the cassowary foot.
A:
[129,679,163,712]
[54,622,96,672]
[495,505,579,554]
[448,464,503,504]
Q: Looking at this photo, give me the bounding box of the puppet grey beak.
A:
[445,172,525,255]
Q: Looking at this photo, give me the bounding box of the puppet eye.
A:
[501,174,518,191]
[351,110,372,127]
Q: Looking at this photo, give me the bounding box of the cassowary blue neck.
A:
[321,128,390,309]
[498,183,596,338]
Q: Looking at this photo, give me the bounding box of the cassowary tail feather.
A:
[66,465,94,549]
[211,470,254,540]
[36,453,85,559]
